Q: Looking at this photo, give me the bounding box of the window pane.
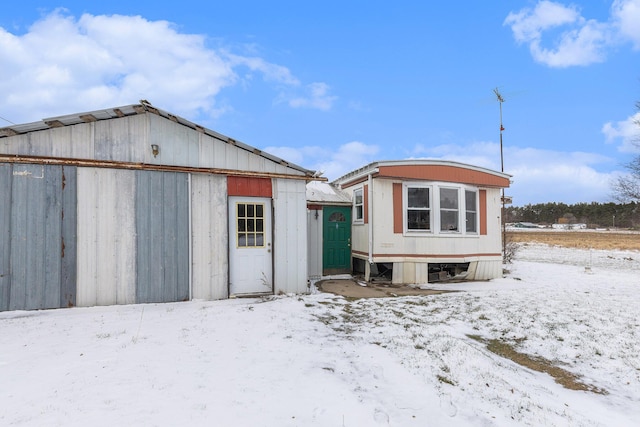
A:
[238,233,247,247]
[237,204,245,217]
[440,188,458,209]
[408,210,430,230]
[256,233,264,246]
[256,204,263,217]
[246,234,255,246]
[247,219,255,232]
[355,206,363,220]
[238,219,246,232]
[441,211,459,231]
[408,187,429,208]
[256,219,264,232]
[247,204,255,217]
[466,212,477,232]
[355,191,363,204]
[465,190,476,212]
[329,212,345,222]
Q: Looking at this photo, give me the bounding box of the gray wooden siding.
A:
[306,209,323,279]
[273,179,308,294]
[0,114,306,177]
[0,164,12,311]
[191,174,228,300]
[0,164,77,311]
[76,168,137,307]
[136,171,190,303]
[59,166,77,308]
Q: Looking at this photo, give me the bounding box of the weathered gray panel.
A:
[0,164,11,311]
[272,179,308,294]
[60,166,77,307]
[136,171,189,303]
[9,164,63,310]
[76,168,137,307]
[94,115,147,162]
[191,174,228,300]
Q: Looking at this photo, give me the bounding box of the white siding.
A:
[273,179,308,294]
[76,168,136,306]
[307,208,323,279]
[191,174,228,300]
[370,180,502,259]
[345,178,504,283]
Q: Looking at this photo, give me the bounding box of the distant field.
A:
[506,230,640,251]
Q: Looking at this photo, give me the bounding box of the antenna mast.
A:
[494,87,506,259]
[493,87,505,172]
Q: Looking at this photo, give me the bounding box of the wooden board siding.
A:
[227,176,273,197]
[480,190,487,235]
[364,184,369,224]
[136,171,190,304]
[191,174,228,300]
[273,179,308,294]
[76,168,137,307]
[377,164,509,188]
[0,164,77,311]
[393,183,403,234]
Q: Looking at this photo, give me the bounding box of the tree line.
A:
[505,202,640,229]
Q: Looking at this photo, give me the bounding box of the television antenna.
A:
[494,87,507,259]
[493,87,505,172]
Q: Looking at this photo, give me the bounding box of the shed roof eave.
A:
[0,101,318,178]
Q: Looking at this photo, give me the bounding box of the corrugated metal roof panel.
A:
[306,181,351,204]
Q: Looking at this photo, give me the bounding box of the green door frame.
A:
[322,205,352,275]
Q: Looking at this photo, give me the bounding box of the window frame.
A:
[403,183,433,233]
[439,186,460,233]
[353,187,364,224]
[402,182,479,236]
[235,201,266,248]
[465,189,479,234]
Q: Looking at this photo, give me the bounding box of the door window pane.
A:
[328,212,346,222]
[236,202,266,248]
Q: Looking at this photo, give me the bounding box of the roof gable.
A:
[0,101,317,179]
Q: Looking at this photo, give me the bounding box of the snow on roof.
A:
[306,181,351,204]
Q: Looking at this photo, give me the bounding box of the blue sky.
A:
[1,1,639,206]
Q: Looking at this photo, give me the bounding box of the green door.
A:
[322,206,352,275]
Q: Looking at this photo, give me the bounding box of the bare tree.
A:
[612,102,640,202]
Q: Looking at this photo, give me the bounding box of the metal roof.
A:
[306,181,351,204]
[332,159,512,185]
[0,100,318,178]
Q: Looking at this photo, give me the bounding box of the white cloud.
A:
[410,141,615,204]
[505,147,615,204]
[287,82,337,111]
[504,1,580,44]
[602,112,640,152]
[268,138,616,204]
[0,10,332,125]
[504,0,640,67]
[612,0,640,49]
[264,141,378,180]
[412,141,503,171]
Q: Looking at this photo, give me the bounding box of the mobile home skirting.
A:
[351,250,503,283]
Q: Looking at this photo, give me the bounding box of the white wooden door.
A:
[228,197,273,295]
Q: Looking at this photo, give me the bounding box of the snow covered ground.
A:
[1,243,639,426]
